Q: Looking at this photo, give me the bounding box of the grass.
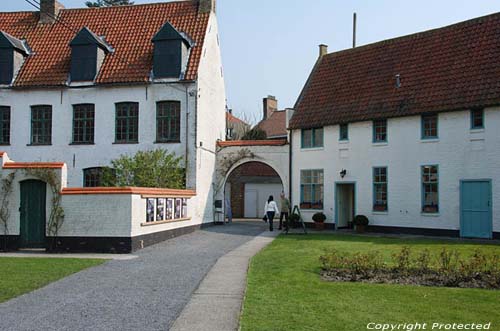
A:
[0,257,106,303]
[240,234,500,331]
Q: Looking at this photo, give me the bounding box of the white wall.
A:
[194,12,227,223]
[291,107,500,233]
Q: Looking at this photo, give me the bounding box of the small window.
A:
[301,128,323,148]
[83,167,105,187]
[72,104,95,144]
[156,101,181,143]
[421,114,438,139]
[31,105,52,145]
[0,106,10,145]
[422,165,439,213]
[0,49,13,85]
[115,102,139,143]
[70,45,97,82]
[373,167,388,211]
[300,169,324,209]
[339,124,348,141]
[373,119,387,142]
[471,109,484,129]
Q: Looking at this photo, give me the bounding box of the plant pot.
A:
[355,224,367,233]
[314,222,325,230]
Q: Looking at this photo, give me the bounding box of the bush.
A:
[242,128,267,140]
[312,212,326,223]
[353,215,369,226]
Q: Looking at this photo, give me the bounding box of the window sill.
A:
[338,140,349,144]
[372,142,388,147]
[421,212,440,217]
[372,211,388,215]
[0,143,10,146]
[27,143,52,146]
[155,140,181,144]
[470,128,484,133]
[113,142,139,145]
[141,218,191,227]
[420,138,439,143]
[70,143,95,146]
[300,147,324,152]
[300,208,324,211]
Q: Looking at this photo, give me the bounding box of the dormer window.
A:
[0,31,30,85]
[69,27,112,83]
[152,22,193,79]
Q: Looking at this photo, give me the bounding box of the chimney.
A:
[40,0,64,24]
[199,0,216,14]
[319,44,328,59]
[263,95,278,120]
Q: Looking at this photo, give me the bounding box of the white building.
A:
[289,13,500,239]
[0,0,226,251]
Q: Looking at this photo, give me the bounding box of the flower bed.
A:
[320,247,500,290]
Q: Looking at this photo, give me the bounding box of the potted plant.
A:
[312,212,327,230]
[353,215,369,233]
[288,213,300,228]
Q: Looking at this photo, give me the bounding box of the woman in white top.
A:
[264,195,280,232]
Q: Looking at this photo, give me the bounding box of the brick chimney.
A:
[199,0,216,13]
[263,95,278,120]
[319,44,328,59]
[40,0,64,24]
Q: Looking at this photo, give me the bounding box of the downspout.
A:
[289,129,293,207]
[185,84,190,188]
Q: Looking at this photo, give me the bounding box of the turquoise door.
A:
[20,180,47,248]
[460,180,492,239]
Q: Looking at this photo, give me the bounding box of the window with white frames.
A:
[422,165,439,213]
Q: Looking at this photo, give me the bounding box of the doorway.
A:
[20,180,47,248]
[336,183,355,228]
[460,180,492,239]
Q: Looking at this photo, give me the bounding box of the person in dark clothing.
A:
[279,192,291,231]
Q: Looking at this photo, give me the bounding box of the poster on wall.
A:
[166,198,173,220]
[182,199,188,219]
[156,199,165,221]
[146,199,155,223]
[175,198,182,219]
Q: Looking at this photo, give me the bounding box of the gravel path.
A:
[0,221,267,331]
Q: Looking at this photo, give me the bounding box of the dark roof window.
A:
[0,31,30,85]
[69,27,112,83]
[152,22,193,79]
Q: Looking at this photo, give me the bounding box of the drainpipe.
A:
[184,84,190,188]
[289,129,293,207]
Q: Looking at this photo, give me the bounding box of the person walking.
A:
[264,195,280,231]
[279,192,291,231]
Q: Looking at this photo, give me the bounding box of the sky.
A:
[2,0,500,123]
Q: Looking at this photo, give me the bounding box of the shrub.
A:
[242,127,267,140]
[312,212,326,223]
[436,247,460,274]
[392,246,412,272]
[353,215,369,226]
[415,249,431,272]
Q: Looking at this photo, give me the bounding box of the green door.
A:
[20,180,47,248]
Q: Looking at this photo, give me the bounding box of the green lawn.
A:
[240,234,500,331]
[0,257,106,303]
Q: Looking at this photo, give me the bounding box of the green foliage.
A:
[392,245,412,271]
[85,0,134,7]
[0,173,15,251]
[353,215,369,226]
[241,127,267,140]
[103,149,185,189]
[312,212,326,223]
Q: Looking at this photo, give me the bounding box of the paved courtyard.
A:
[0,221,268,331]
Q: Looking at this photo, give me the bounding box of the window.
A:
[422,165,439,213]
[421,114,438,139]
[471,109,484,129]
[152,22,190,79]
[301,128,323,148]
[373,167,388,211]
[70,45,97,82]
[0,48,13,85]
[0,106,10,145]
[156,101,181,142]
[373,119,387,142]
[339,124,348,141]
[300,169,324,209]
[115,102,139,143]
[31,105,52,145]
[83,167,105,187]
[72,104,95,144]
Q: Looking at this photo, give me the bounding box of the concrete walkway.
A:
[0,221,271,331]
[170,230,279,331]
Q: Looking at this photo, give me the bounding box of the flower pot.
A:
[355,224,367,233]
[314,222,325,230]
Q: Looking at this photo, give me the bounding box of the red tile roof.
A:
[226,112,247,125]
[290,13,500,129]
[3,162,65,169]
[217,139,288,148]
[61,187,196,196]
[256,110,287,138]
[0,1,209,87]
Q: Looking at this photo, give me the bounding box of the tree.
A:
[85,0,134,7]
[103,149,186,189]
[242,127,267,140]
